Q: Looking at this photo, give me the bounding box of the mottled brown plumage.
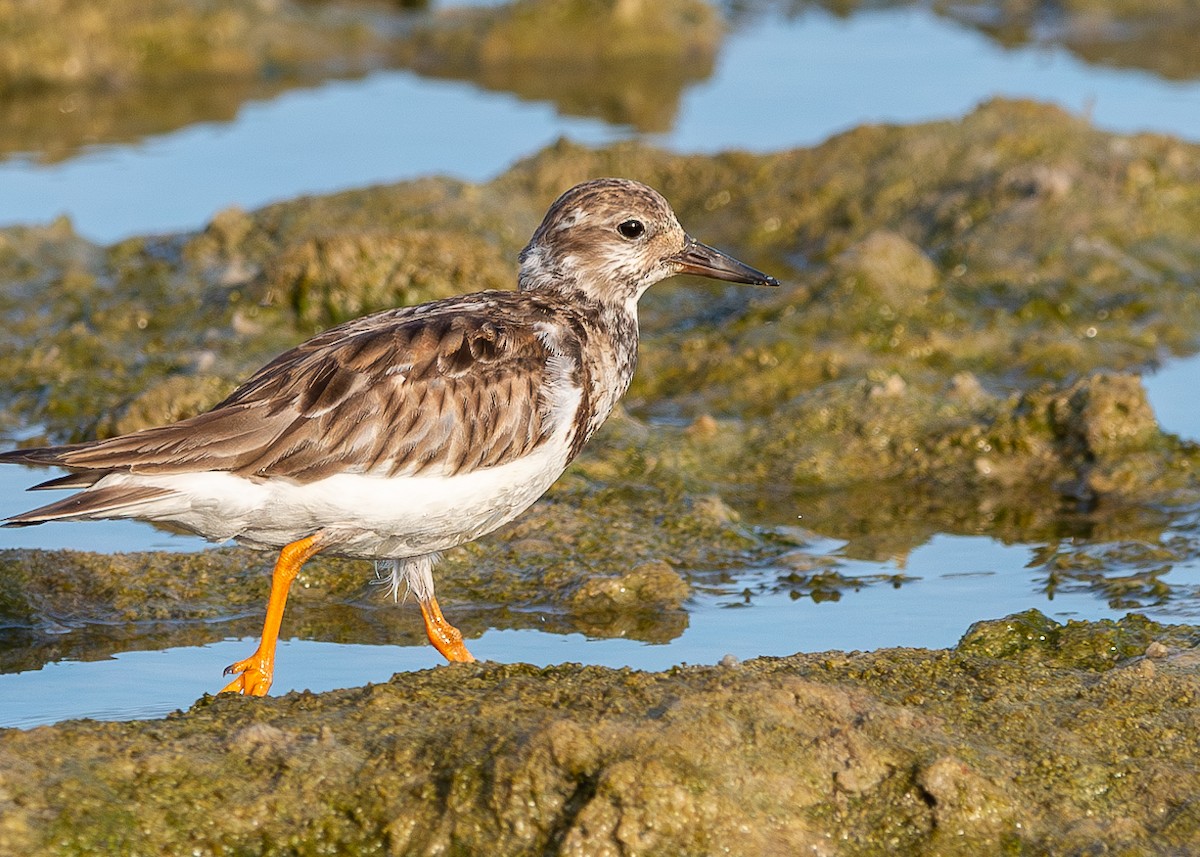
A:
[1,177,779,695]
[9,294,588,485]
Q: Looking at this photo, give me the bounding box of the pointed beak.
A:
[669,237,780,287]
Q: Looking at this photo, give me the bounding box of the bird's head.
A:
[518,178,779,309]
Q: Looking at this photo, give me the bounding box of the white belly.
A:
[91,440,572,559]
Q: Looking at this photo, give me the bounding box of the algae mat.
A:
[0,612,1197,855]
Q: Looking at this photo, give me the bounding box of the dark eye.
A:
[617,219,645,240]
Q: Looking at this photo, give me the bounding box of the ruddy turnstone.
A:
[0,178,779,696]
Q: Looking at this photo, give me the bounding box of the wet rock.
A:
[1044,372,1169,498]
[2,612,1199,855]
[1146,640,1169,658]
[264,230,512,329]
[687,492,740,525]
[568,560,690,612]
[693,369,1196,512]
[916,755,1017,834]
[685,412,719,437]
[0,0,728,160]
[1050,372,1158,458]
[936,0,1200,81]
[394,0,722,131]
[736,0,1200,82]
[567,560,691,640]
[0,1,408,162]
[956,609,1185,670]
[833,229,939,308]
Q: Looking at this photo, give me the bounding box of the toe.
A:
[218,657,272,696]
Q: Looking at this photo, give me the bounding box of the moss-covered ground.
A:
[2,612,1199,855]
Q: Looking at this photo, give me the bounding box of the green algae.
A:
[0,0,399,162]
[393,0,722,131]
[0,612,1197,855]
[0,0,726,162]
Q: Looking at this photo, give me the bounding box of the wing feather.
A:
[3,292,581,484]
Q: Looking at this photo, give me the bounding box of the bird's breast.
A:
[544,306,638,463]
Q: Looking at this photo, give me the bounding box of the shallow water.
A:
[1142,351,1200,441]
[2,2,1200,728]
[5,465,1197,727]
[0,531,1155,728]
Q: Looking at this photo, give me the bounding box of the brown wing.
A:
[3,293,569,483]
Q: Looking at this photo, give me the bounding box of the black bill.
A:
[670,238,780,287]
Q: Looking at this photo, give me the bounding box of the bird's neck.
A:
[576,298,640,449]
[523,285,640,461]
[518,249,646,312]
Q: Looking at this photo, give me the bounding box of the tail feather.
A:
[3,485,175,527]
[29,471,106,491]
[0,444,91,468]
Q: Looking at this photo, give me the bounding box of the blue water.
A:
[2,3,1199,727]
[0,546,1132,729]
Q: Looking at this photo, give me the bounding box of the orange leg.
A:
[419,596,475,663]
[220,534,326,696]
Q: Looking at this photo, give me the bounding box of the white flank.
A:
[86,433,573,558]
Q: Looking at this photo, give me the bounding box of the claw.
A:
[218,654,273,696]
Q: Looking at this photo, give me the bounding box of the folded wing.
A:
[1,294,572,524]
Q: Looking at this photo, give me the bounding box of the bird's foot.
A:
[434,624,476,664]
[219,653,274,696]
[419,597,476,663]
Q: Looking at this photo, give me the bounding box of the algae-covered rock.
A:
[10,99,1200,448]
[1050,371,1159,459]
[394,0,722,131]
[831,229,940,308]
[0,0,374,95]
[956,608,1191,669]
[1,612,1198,855]
[0,0,727,160]
[111,374,235,436]
[567,560,691,640]
[264,229,513,331]
[568,559,690,612]
[745,0,1200,82]
[933,0,1200,80]
[0,0,399,162]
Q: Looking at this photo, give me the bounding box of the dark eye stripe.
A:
[617,219,645,239]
